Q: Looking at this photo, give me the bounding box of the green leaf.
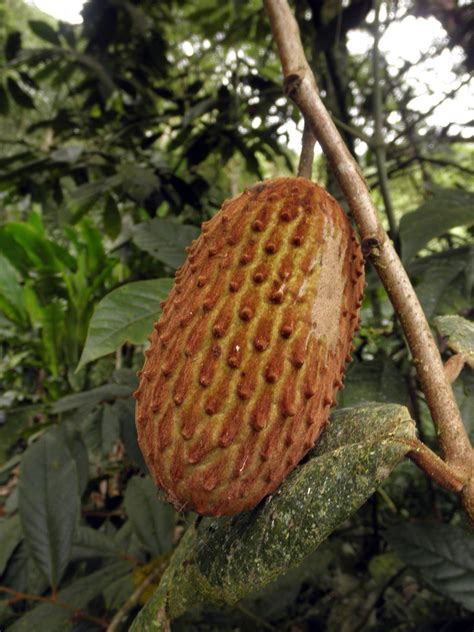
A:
[124,476,176,556]
[28,20,61,46]
[103,572,134,610]
[1,540,48,599]
[103,195,121,239]
[101,402,122,454]
[0,514,22,575]
[117,397,147,470]
[8,561,131,632]
[77,278,173,370]
[434,315,474,369]
[400,189,474,262]
[0,84,10,116]
[386,523,474,611]
[19,428,80,590]
[453,371,474,441]
[71,525,121,560]
[0,221,73,274]
[131,404,415,629]
[81,403,122,456]
[132,219,199,269]
[38,300,66,377]
[0,254,28,327]
[58,423,89,495]
[118,164,160,204]
[411,255,467,319]
[51,383,133,414]
[5,31,21,61]
[7,77,35,110]
[338,356,408,408]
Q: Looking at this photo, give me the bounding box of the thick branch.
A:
[264,0,473,515]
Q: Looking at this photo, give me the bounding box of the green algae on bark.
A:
[131,403,415,631]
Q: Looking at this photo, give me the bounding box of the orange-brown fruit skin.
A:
[135,177,365,516]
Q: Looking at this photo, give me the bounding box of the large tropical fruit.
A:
[134,177,365,516]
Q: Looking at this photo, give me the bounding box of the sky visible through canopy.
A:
[29,0,473,154]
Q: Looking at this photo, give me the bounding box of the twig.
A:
[444,354,465,384]
[372,1,398,250]
[330,114,373,146]
[263,0,473,522]
[106,559,168,632]
[0,585,109,628]
[297,121,315,179]
[411,155,474,177]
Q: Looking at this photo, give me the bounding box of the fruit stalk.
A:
[264,0,473,519]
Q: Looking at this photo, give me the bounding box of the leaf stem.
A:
[263,0,473,523]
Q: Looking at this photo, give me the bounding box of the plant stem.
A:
[372,0,399,251]
[263,0,473,521]
[297,121,315,179]
[0,585,109,628]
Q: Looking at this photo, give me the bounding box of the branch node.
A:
[283,73,302,97]
[361,236,380,259]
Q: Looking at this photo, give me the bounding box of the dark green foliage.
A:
[0,0,473,630]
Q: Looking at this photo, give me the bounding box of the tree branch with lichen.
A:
[263,0,473,524]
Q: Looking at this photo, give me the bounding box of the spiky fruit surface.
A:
[135,177,365,516]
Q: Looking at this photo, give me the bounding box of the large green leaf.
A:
[124,476,176,556]
[132,218,199,269]
[77,278,172,370]
[400,189,474,263]
[18,429,80,590]
[434,315,474,369]
[131,404,415,630]
[386,523,474,611]
[9,561,131,632]
[0,514,22,575]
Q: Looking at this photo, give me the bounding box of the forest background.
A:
[0,0,473,630]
